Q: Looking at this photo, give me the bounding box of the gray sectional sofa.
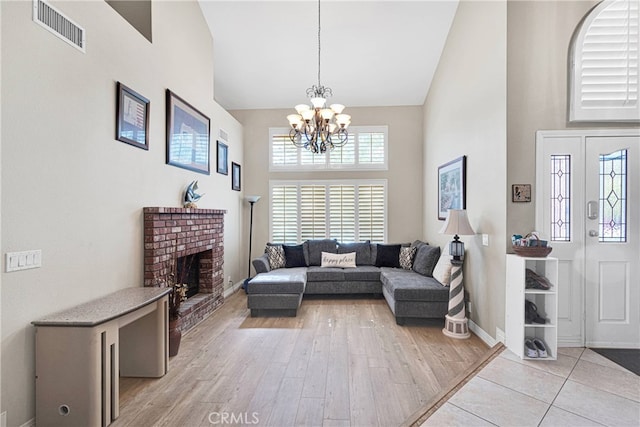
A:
[247,239,450,325]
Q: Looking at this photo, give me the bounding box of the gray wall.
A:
[0,1,243,425]
[423,0,507,339]
[232,106,425,266]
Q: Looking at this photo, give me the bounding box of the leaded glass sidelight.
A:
[599,149,628,242]
[551,155,571,241]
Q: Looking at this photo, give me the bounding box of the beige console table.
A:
[32,287,171,427]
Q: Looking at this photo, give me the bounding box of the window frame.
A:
[569,0,640,122]
[269,125,389,172]
[269,179,388,244]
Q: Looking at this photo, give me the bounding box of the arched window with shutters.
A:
[569,0,639,122]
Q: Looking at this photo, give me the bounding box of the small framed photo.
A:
[231,162,241,191]
[166,89,210,174]
[512,184,531,202]
[438,156,466,220]
[217,141,228,175]
[116,82,149,150]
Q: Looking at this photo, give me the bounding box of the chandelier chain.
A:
[317,0,321,88]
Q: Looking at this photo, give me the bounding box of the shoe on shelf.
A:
[533,338,548,358]
[525,300,547,324]
[524,338,539,358]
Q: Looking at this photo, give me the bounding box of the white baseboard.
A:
[495,327,505,344]
[468,319,497,347]
[223,281,244,298]
[20,418,35,427]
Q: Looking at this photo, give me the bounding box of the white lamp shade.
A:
[310,97,326,109]
[335,114,351,126]
[301,109,315,121]
[287,114,302,127]
[440,209,475,236]
[320,108,335,121]
[330,104,345,114]
[245,195,261,203]
[295,104,311,114]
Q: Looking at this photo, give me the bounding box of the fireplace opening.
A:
[176,253,200,299]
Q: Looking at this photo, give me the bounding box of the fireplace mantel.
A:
[143,207,226,332]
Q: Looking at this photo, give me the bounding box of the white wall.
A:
[0,1,243,425]
[232,106,425,267]
[423,0,507,338]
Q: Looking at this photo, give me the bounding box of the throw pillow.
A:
[375,244,401,268]
[432,246,452,286]
[321,251,356,268]
[337,241,371,265]
[412,244,441,277]
[399,246,417,270]
[283,244,307,268]
[305,239,338,266]
[265,245,285,269]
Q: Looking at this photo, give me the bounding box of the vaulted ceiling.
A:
[198,0,459,110]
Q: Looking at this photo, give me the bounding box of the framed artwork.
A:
[116,82,149,150]
[166,89,210,174]
[512,184,531,202]
[217,141,228,175]
[232,162,241,191]
[438,156,466,220]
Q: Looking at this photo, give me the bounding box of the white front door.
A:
[536,130,640,348]
[585,136,639,347]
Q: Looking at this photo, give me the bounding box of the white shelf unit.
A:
[505,254,558,360]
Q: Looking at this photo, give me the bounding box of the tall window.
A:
[599,149,628,242]
[550,155,572,241]
[569,0,639,122]
[270,180,387,244]
[270,126,388,171]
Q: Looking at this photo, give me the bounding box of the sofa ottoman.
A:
[246,268,306,317]
[380,268,449,325]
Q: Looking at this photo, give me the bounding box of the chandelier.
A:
[286,0,351,154]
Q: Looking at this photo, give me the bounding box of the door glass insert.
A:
[551,155,571,241]
[599,149,628,242]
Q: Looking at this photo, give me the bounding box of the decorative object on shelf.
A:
[512,232,552,257]
[116,82,150,150]
[166,89,210,174]
[286,0,351,154]
[438,156,466,220]
[232,162,241,191]
[243,195,261,292]
[440,209,475,339]
[512,184,531,202]
[183,180,204,208]
[216,141,228,175]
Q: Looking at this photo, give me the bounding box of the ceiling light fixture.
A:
[286,0,351,154]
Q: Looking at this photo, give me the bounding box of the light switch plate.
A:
[482,234,489,246]
[5,250,42,272]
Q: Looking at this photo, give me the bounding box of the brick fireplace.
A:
[143,207,226,332]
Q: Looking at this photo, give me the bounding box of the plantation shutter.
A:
[329,133,356,165]
[271,185,299,244]
[570,0,640,121]
[329,185,356,242]
[358,132,386,165]
[300,185,327,240]
[358,184,386,242]
[271,131,299,166]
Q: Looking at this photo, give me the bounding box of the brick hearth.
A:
[143,207,226,333]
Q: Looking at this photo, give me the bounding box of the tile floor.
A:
[422,347,640,426]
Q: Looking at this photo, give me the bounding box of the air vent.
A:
[33,0,85,53]
[219,128,229,142]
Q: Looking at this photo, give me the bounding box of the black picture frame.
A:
[166,89,210,175]
[217,141,228,175]
[232,162,241,191]
[438,156,466,220]
[116,82,149,150]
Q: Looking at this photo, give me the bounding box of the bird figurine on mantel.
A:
[183,180,204,208]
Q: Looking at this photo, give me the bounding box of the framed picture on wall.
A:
[438,156,466,220]
[217,141,228,175]
[166,89,210,174]
[512,184,531,202]
[116,82,149,150]
[231,162,241,191]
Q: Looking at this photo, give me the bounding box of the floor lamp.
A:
[440,209,475,339]
[243,195,261,291]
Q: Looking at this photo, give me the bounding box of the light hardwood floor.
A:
[114,291,488,427]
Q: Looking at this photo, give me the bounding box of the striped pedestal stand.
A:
[443,260,470,339]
